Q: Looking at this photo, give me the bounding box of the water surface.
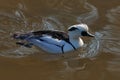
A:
[0,0,120,80]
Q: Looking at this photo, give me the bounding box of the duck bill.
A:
[87,32,94,37]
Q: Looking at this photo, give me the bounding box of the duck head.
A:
[68,24,94,39]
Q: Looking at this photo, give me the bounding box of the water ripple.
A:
[103,6,120,55]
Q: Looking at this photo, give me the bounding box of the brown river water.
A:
[0,0,120,80]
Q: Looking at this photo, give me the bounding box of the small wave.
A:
[107,57,120,72]
[77,2,98,25]
[79,32,103,58]
[41,16,64,30]
[102,6,120,55]
[106,6,120,25]
[0,47,39,58]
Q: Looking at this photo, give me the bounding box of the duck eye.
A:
[68,27,78,31]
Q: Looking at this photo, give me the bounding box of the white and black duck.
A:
[13,24,94,54]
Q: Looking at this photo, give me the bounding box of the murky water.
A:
[0,0,120,80]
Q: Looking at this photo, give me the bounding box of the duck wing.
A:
[29,30,69,51]
[32,30,69,42]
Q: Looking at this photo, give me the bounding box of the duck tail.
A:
[13,33,31,40]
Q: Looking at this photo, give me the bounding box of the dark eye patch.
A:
[81,31,88,36]
[68,27,78,31]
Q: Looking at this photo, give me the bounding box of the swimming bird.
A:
[13,24,94,54]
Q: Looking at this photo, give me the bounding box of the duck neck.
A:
[69,37,84,49]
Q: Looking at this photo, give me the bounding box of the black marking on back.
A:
[32,30,69,41]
